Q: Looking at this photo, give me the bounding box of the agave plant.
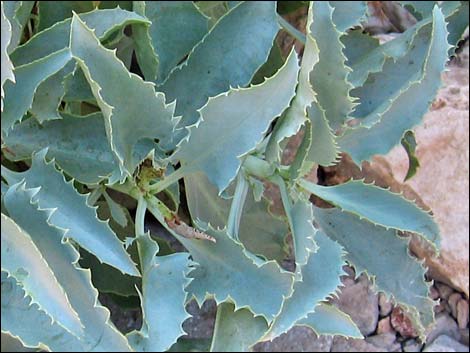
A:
[1,1,468,352]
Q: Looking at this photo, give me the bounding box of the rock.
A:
[253,327,332,352]
[332,274,379,336]
[434,301,447,314]
[459,328,469,346]
[391,307,418,338]
[366,333,401,352]
[425,313,460,344]
[423,335,469,352]
[379,293,394,317]
[377,317,394,335]
[449,293,463,319]
[436,283,454,301]
[403,339,423,352]
[183,300,217,339]
[457,299,469,329]
[331,337,387,352]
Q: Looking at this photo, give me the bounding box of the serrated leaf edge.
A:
[298,178,440,253]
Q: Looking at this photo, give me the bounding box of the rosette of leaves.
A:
[1,1,467,352]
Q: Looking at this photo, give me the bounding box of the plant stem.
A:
[270,174,294,232]
[135,195,147,236]
[277,14,306,45]
[147,166,186,193]
[226,173,249,240]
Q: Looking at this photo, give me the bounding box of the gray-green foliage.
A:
[1,1,466,352]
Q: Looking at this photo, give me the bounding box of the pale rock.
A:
[379,292,394,317]
[449,293,463,319]
[457,299,469,329]
[423,335,469,352]
[425,313,460,344]
[332,274,379,336]
[377,317,394,335]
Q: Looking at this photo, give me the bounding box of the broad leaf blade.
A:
[1,212,83,337]
[313,206,435,336]
[187,223,294,321]
[2,48,72,134]
[70,13,177,177]
[3,185,132,351]
[298,179,440,248]
[2,1,34,53]
[133,1,209,83]
[330,1,367,32]
[37,1,95,31]
[127,233,190,352]
[263,232,345,341]
[173,49,299,193]
[2,150,139,276]
[210,302,269,352]
[160,1,280,144]
[11,8,150,66]
[310,1,355,130]
[2,112,119,185]
[146,203,294,323]
[338,7,450,163]
[297,303,362,338]
[1,1,15,111]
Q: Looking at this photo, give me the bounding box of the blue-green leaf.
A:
[172,49,299,194]
[330,1,367,32]
[310,1,355,130]
[1,212,82,337]
[11,8,150,66]
[160,1,280,144]
[2,48,72,134]
[180,223,294,322]
[2,113,118,184]
[133,1,209,83]
[146,201,294,323]
[37,1,95,31]
[338,6,450,164]
[210,302,269,352]
[298,179,440,248]
[2,150,139,276]
[70,13,177,178]
[297,303,362,338]
[127,232,190,352]
[2,1,34,53]
[313,206,435,336]
[1,1,15,111]
[262,232,345,341]
[2,184,132,351]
